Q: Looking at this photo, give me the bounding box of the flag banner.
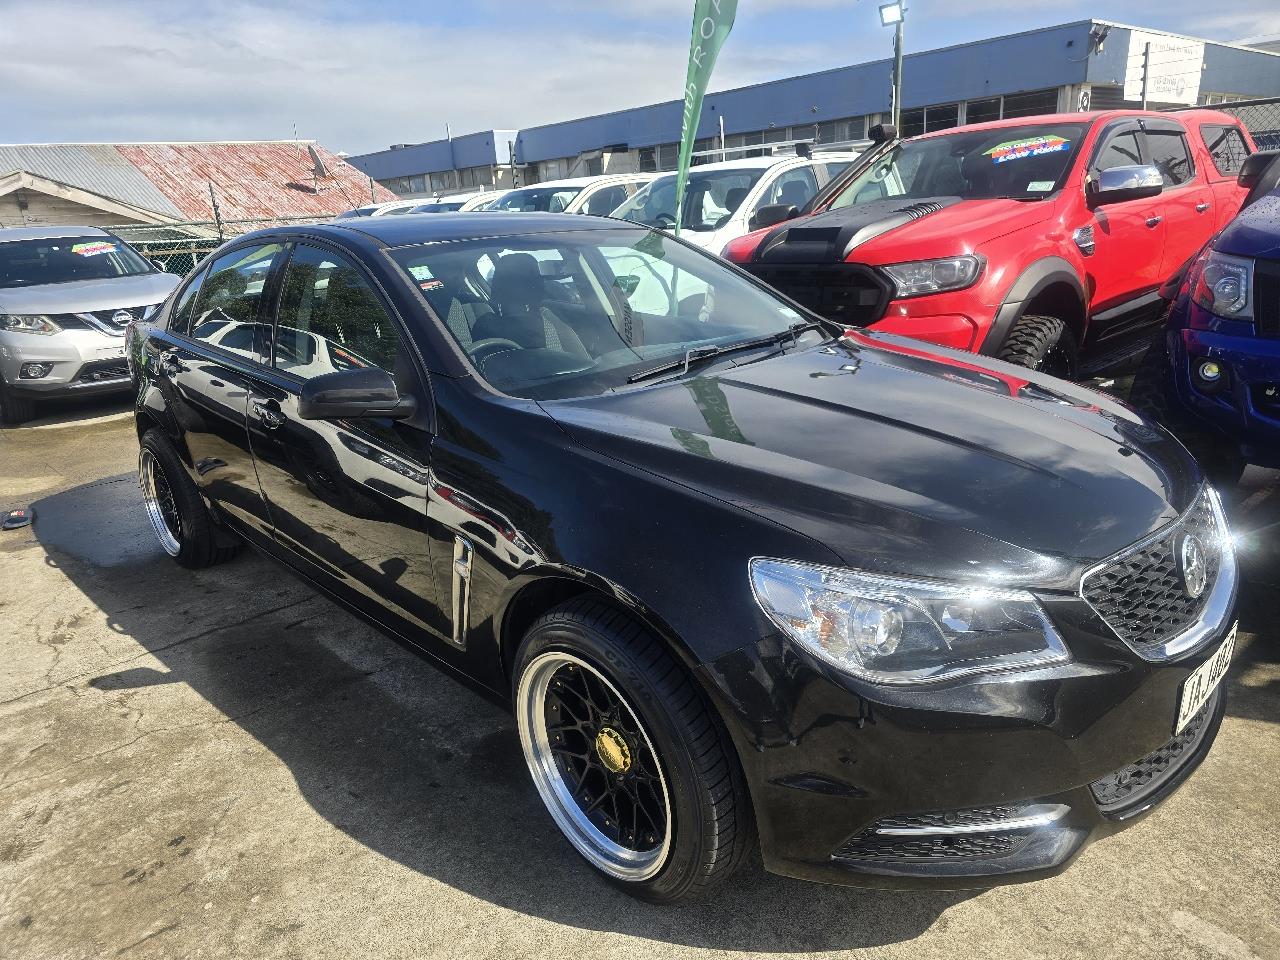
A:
[675,0,737,235]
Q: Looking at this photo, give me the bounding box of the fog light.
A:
[19,362,53,379]
[1198,360,1222,382]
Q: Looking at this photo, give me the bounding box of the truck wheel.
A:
[997,315,1077,378]
[514,597,756,903]
[139,429,241,568]
[1130,339,1246,487]
[0,377,37,426]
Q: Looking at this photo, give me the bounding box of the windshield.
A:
[490,186,585,213]
[390,226,822,400]
[413,202,465,213]
[829,123,1087,208]
[0,235,154,289]
[612,168,766,231]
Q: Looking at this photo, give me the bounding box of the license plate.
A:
[1175,622,1236,735]
[98,346,126,359]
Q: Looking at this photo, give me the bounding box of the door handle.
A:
[1145,215,1163,228]
[158,352,187,376]
[251,400,286,430]
[1196,202,1211,213]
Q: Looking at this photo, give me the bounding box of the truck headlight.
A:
[880,255,984,298]
[0,314,62,335]
[750,559,1069,684]
[1192,251,1252,320]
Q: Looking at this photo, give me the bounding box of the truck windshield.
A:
[613,168,767,232]
[829,123,1087,208]
[0,236,154,289]
[490,186,585,213]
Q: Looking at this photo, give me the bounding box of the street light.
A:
[878,1,905,130]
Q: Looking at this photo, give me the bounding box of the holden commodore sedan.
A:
[127,213,1237,902]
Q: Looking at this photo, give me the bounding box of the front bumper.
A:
[0,328,132,396]
[1174,325,1280,469]
[698,593,1235,889]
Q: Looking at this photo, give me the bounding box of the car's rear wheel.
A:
[514,598,755,903]
[0,377,37,426]
[139,429,240,568]
[998,314,1078,378]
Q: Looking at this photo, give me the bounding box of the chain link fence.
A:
[104,214,336,277]
[1173,96,1280,151]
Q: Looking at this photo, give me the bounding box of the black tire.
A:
[997,314,1078,377]
[1130,339,1246,488]
[139,429,240,568]
[513,598,756,903]
[0,377,37,426]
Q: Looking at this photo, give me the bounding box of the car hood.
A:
[542,334,1198,590]
[1215,190,1280,260]
[752,196,1056,265]
[0,272,180,315]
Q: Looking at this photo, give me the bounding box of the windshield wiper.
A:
[625,322,826,385]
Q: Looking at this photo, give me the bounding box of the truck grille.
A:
[1256,260,1280,338]
[1080,487,1225,656]
[745,264,890,327]
[1090,692,1220,815]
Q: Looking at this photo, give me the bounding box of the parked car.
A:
[1132,150,1280,483]
[612,149,861,253]
[722,110,1255,378]
[130,213,1236,903]
[486,174,654,217]
[332,199,427,219]
[458,189,505,212]
[0,226,180,424]
[409,191,493,214]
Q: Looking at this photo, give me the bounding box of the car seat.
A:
[473,253,589,358]
[777,179,812,209]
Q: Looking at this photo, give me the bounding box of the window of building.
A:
[1201,125,1252,176]
[658,143,679,170]
[966,97,1001,125]
[1145,130,1195,186]
[1001,88,1060,119]
[638,147,657,173]
[585,157,603,176]
[900,108,925,138]
[409,175,427,193]
[925,103,960,132]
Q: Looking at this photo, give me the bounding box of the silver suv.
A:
[0,227,179,424]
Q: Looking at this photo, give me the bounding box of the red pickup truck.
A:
[723,110,1255,377]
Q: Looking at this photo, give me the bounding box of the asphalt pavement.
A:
[1,394,1277,960]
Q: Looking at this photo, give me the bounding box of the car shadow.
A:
[30,476,973,951]
[2,392,133,430]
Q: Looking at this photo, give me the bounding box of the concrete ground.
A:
[1,393,1277,960]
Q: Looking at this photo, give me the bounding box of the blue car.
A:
[1135,151,1280,483]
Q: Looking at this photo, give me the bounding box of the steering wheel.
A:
[469,338,522,367]
[653,212,677,229]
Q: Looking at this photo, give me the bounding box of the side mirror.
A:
[749,203,799,232]
[1237,150,1280,189]
[1088,164,1163,206]
[151,258,170,273]
[615,275,641,297]
[298,367,416,421]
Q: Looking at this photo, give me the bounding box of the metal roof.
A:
[0,145,182,217]
[0,225,111,243]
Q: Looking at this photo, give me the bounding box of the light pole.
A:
[879,1,905,130]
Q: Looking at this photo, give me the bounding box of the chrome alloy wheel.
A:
[139,448,182,556]
[517,651,673,881]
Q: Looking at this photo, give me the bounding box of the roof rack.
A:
[810,138,874,155]
[689,137,872,161]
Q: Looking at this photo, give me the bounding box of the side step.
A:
[1078,335,1156,379]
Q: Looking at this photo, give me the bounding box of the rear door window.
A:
[187,243,285,363]
[582,185,630,217]
[1200,125,1252,177]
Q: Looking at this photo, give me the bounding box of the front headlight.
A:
[880,255,984,298]
[0,314,62,335]
[1192,251,1253,320]
[750,559,1070,684]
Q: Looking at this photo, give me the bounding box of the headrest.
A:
[491,253,544,311]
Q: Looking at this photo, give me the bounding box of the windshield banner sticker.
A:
[986,135,1070,164]
[70,241,117,257]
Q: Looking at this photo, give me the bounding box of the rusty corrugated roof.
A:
[116,142,396,221]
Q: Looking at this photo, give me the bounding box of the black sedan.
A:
[126,213,1237,902]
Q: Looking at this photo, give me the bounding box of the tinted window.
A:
[583,185,629,217]
[757,167,818,211]
[0,235,153,290]
[274,244,401,377]
[168,266,208,335]
[1095,130,1143,172]
[188,244,284,362]
[1201,125,1251,177]
[1145,130,1194,186]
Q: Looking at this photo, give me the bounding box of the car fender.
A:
[979,256,1087,355]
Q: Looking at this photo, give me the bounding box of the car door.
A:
[1143,119,1213,279]
[243,241,449,643]
[1197,123,1254,230]
[1079,121,1167,338]
[151,242,285,540]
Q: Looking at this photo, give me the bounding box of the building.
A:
[348,19,1280,195]
[0,141,394,230]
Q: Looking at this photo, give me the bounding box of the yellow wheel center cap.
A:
[595,727,632,774]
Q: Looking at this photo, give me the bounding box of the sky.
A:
[0,0,1276,155]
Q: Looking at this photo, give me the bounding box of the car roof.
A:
[322,211,628,246]
[0,225,112,243]
[911,108,1247,141]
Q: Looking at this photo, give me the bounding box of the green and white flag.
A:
[674,0,737,236]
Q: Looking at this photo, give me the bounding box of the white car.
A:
[458,190,505,211]
[486,174,656,217]
[611,151,862,254]
[332,199,429,219]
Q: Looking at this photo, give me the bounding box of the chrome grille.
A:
[1080,488,1226,656]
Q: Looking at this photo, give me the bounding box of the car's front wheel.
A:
[997,314,1078,377]
[514,598,755,902]
[139,430,240,568]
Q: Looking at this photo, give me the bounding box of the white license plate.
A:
[98,346,126,359]
[1175,622,1236,735]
